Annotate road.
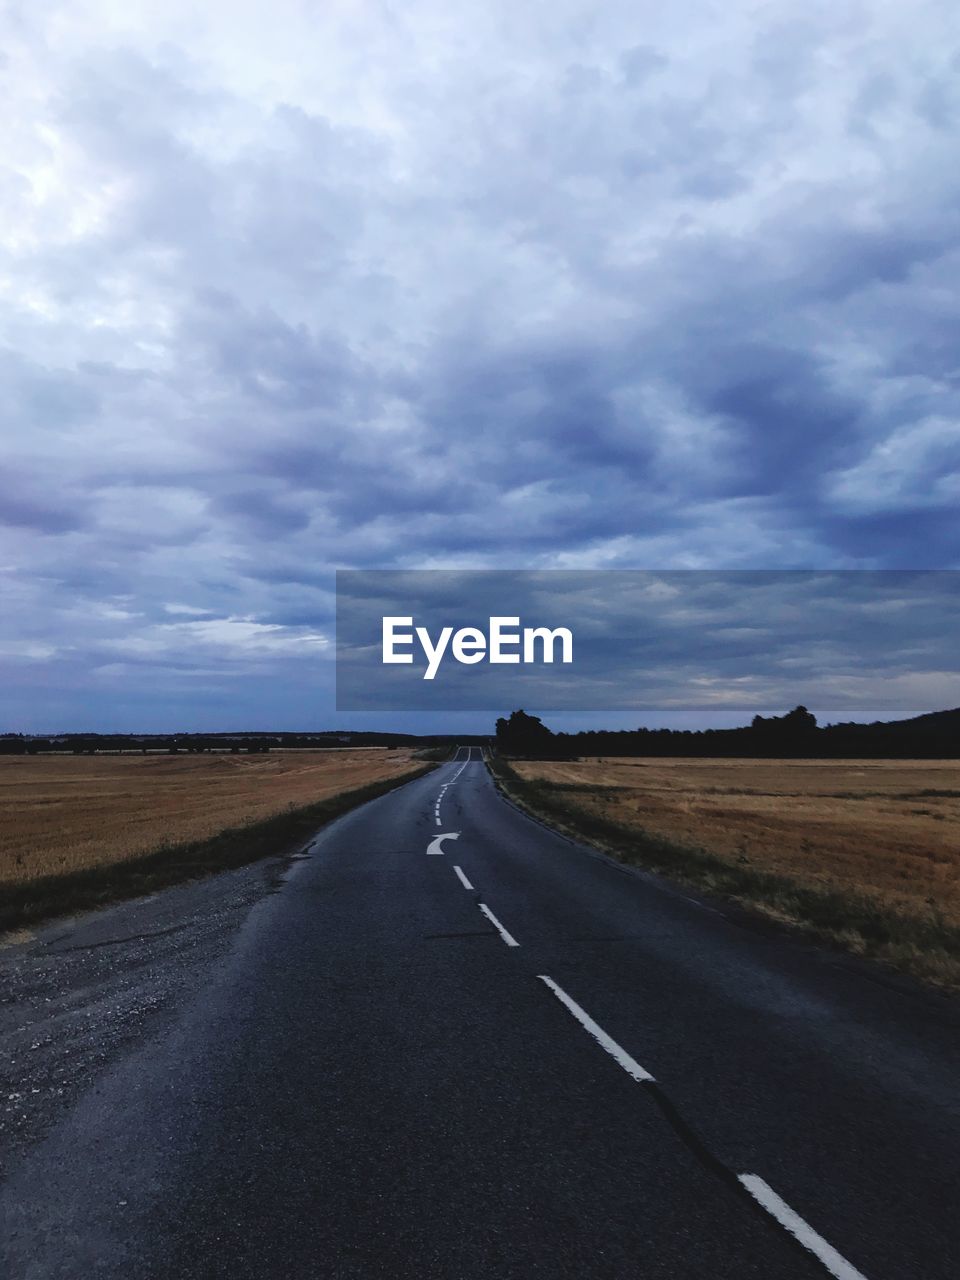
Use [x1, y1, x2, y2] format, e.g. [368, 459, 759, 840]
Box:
[2, 747, 959, 1278]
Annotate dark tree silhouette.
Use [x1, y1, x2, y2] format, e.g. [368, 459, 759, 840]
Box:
[751, 705, 817, 734]
[495, 710, 559, 757]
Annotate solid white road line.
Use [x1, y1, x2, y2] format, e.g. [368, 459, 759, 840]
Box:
[478, 903, 519, 947]
[453, 865, 474, 891]
[537, 976, 655, 1083]
[738, 1177, 869, 1280]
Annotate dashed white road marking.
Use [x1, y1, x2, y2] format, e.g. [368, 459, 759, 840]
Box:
[537, 976, 655, 1083]
[429, 752, 868, 1280]
[478, 903, 519, 947]
[738, 1177, 869, 1280]
[535, 978, 865, 1277]
[432, 761, 468, 824]
[427, 749, 869, 1280]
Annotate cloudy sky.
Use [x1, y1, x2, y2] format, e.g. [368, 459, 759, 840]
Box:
[2, 1, 959, 731]
[336, 571, 960, 724]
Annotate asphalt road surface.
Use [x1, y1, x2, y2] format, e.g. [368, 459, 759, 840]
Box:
[2, 747, 959, 1279]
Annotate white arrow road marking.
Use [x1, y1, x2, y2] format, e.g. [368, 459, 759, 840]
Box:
[426, 832, 460, 856]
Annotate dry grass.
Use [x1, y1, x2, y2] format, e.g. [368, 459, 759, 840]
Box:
[0, 749, 424, 891]
[513, 758, 960, 926]
[505, 757, 960, 988]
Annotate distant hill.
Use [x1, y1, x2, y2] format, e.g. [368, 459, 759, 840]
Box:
[884, 707, 960, 731]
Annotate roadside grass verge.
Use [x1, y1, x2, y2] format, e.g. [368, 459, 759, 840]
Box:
[489, 756, 960, 991]
[0, 764, 435, 936]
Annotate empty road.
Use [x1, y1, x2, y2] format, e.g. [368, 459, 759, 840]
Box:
[2, 747, 959, 1278]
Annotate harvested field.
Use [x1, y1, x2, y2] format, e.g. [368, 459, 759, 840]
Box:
[512, 758, 960, 924]
[505, 757, 960, 987]
[0, 749, 425, 892]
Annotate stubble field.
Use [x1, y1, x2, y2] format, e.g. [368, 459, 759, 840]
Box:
[0, 748, 425, 891]
[512, 757, 960, 924]
[507, 756, 960, 985]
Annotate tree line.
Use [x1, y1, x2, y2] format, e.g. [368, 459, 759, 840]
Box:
[495, 706, 960, 759]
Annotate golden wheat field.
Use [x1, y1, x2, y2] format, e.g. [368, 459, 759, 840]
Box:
[513, 757, 960, 925]
[0, 749, 423, 889]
